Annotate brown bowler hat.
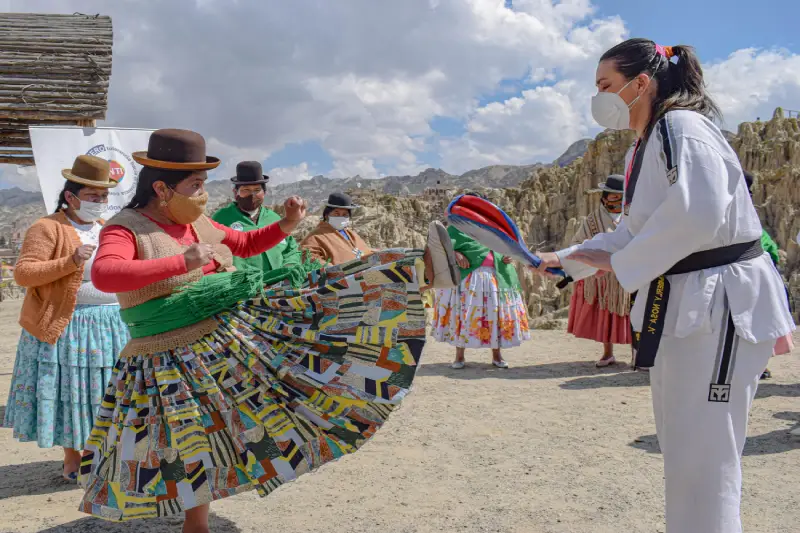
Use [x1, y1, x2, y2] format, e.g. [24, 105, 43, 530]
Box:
[61, 155, 117, 188]
[132, 128, 220, 170]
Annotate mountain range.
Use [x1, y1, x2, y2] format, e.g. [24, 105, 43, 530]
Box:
[0, 138, 594, 238]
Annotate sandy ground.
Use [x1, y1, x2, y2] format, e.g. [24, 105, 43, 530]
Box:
[0, 299, 798, 533]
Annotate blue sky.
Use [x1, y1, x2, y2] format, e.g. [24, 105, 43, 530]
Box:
[1, 0, 798, 189]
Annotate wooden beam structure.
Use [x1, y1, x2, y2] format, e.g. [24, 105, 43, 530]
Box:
[0, 13, 112, 165]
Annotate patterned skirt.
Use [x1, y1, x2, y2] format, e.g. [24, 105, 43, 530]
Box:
[79, 250, 426, 521]
[3, 304, 129, 449]
[431, 266, 530, 349]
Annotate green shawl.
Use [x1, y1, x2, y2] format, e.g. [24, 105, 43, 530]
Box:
[446, 225, 520, 290]
[120, 254, 324, 338]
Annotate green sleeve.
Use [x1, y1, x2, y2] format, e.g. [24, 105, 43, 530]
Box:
[211, 204, 235, 226]
[761, 230, 780, 265]
[282, 236, 302, 266]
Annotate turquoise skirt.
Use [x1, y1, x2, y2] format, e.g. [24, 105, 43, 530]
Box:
[3, 304, 129, 449]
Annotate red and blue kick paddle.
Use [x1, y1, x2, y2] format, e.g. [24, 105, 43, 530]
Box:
[445, 194, 571, 288]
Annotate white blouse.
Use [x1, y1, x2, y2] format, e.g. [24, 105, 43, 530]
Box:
[68, 219, 118, 306]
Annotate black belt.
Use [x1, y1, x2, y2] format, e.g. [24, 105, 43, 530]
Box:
[633, 240, 764, 368]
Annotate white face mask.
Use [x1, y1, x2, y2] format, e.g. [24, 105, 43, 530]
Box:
[328, 216, 350, 230]
[73, 199, 107, 223]
[591, 77, 645, 131]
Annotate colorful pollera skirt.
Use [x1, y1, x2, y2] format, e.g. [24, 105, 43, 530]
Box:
[431, 266, 530, 349]
[79, 250, 426, 521]
[3, 304, 129, 449]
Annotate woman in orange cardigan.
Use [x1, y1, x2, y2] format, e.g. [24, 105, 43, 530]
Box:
[3, 155, 129, 481]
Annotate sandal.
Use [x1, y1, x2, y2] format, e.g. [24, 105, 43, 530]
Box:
[62, 463, 78, 482]
[596, 356, 616, 368]
[426, 221, 460, 289]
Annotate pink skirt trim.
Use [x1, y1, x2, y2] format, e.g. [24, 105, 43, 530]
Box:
[567, 280, 631, 345]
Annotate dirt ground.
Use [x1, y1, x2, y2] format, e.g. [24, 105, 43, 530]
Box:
[0, 299, 797, 533]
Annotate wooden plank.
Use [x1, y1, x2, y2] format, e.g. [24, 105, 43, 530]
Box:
[0, 110, 106, 120]
[0, 102, 106, 111]
[0, 156, 34, 165]
[0, 77, 109, 87]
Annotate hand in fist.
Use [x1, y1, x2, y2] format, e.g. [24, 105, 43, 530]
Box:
[283, 196, 307, 222]
[183, 243, 215, 271]
[72, 244, 96, 267]
[279, 196, 307, 233]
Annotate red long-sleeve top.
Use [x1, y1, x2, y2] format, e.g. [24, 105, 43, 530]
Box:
[92, 215, 287, 293]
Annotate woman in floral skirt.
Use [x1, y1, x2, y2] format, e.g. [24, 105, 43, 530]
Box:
[432, 221, 530, 369]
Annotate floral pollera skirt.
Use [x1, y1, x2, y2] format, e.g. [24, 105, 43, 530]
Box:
[79, 250, 426, 521]
[4, 304, 128, 449]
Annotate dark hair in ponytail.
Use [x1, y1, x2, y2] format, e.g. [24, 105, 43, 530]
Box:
[54, 180, 86, 214]
[600, 38, 722, 129]
[126, 167, 196, 209]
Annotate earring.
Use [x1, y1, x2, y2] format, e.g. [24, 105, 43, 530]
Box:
[160, 200, 167, 207]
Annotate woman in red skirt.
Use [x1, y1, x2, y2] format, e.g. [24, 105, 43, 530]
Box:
[566, 175, 632, 366]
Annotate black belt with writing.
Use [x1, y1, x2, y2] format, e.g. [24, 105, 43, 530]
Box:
[634, 240, 764, 368]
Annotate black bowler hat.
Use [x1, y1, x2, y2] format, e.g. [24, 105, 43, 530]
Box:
[231, 161, 269, 185]
[598, 174, 624, 193]
[324, 192, 359, 210]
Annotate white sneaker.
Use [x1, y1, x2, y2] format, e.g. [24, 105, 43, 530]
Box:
[450, 361, 466, 369]
[426, 221, 460, 289]
[492, 360, 509, 369]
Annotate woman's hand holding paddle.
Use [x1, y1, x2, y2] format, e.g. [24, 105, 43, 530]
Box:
[567, 249, 613, 271]
[528, 251, 561, 279]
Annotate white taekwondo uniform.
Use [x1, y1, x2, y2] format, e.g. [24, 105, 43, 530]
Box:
[556, 109, 794, 533]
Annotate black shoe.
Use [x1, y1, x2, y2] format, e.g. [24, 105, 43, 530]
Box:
[760, 369, 772, 380]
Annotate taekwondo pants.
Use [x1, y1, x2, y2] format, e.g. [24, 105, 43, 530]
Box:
[650, 317, 771, 533]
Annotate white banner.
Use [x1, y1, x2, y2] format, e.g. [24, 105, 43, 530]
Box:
[29, 126, 154, 219]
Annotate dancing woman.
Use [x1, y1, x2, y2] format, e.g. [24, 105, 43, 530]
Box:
[78, 129, 458, 532]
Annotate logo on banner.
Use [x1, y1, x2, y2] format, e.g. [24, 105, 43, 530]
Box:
[86, 144, 139, 199]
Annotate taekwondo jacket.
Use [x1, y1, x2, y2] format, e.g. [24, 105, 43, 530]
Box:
[557, 110, 794, 344]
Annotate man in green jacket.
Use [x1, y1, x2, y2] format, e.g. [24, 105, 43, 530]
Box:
[212, 161, 301, 273]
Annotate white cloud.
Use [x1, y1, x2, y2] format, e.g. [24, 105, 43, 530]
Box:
[441, 82, 590, 172]
[3, 0, 626, 184]
[706, 48, 800, 128]
[267, 163, 313, 185]
[0, 165, 41, 191]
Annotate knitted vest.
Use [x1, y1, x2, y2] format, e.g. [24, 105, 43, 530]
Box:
[106, 209, 235, 356]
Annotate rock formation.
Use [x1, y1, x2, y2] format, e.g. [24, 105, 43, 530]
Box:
[329, 111, 799, 323]
[1, 109, 798, 325]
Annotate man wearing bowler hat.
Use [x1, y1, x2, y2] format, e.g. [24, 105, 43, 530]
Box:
[212, 161, 301, 273]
